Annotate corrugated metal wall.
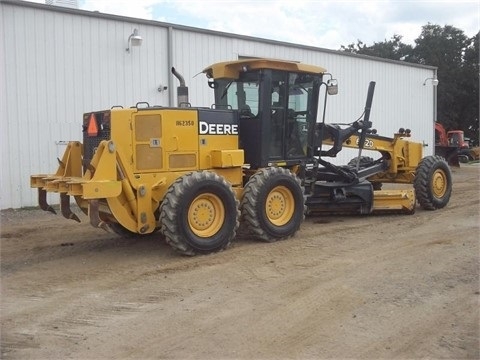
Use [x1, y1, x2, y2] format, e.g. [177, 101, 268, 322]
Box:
[0, 0, 437, 209]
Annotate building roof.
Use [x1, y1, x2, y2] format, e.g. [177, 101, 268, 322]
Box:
[1, 0, 436, 71]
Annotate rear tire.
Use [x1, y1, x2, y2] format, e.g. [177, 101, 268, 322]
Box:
[241, 167, 305, 242]
[108, 223, 138, 237]
[414, 155, 452, 210]
[159, 171, 239, 255]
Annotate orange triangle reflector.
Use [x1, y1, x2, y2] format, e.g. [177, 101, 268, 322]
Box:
[87, 113, 98, 137]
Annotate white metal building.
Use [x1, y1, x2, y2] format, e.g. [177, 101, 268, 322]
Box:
[0, 0, 438, 209]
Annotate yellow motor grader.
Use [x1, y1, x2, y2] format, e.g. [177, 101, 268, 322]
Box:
[31, 58, 452, 255]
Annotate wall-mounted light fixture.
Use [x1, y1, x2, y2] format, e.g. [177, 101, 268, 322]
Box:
[126, 28, 143, 53]
[423, 77, 439, 86]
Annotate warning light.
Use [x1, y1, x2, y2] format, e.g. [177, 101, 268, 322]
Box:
[87, 113, 98, 137]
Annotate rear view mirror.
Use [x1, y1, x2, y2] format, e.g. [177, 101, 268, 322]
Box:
[327, 79, 338, 95]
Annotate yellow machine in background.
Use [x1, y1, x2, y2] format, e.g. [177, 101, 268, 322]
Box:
[31, 58, 452, 255]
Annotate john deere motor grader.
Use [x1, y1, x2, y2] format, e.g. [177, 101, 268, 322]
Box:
[31, 58, 452, 255]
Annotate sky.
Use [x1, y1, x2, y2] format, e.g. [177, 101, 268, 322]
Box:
[26, 0, 479, 49]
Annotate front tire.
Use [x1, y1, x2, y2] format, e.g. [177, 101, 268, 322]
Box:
[159, 171, 239, 255]
[241, 167, 305, 242]
[414, 155, 452, 210]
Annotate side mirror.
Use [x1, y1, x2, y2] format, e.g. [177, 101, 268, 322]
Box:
[327, 79, 338, 95]
[208, 79, 218, 89]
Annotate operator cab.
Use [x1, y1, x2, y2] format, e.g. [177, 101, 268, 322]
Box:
[204, 59, 325, 169]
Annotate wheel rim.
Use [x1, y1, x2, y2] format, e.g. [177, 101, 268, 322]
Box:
[431, 168, 448, 198]
[265, 185, 295, 226]
[188, 193, 225, 238]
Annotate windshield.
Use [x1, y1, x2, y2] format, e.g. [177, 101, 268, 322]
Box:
[214, 73, 260, 117]
[449, 133, 462, 146]
[214, 73, 318, 116]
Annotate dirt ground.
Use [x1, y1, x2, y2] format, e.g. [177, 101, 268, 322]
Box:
[1, 165, 479, 359]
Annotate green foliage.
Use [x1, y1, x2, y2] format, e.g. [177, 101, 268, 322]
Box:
[461, 32, 479, 145]
[340, 24, 479, 146]
[340, 34, 413, 61]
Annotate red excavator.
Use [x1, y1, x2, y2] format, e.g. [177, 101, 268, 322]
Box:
[435, 123, 479, 164]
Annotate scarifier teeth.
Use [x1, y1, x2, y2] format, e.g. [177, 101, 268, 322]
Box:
[88, 200, 109, 231]
[38, 188, 56, 214]
[60, 194, 81, 223]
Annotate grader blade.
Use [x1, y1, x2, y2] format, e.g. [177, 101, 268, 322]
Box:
[60, 193, 81, 223]
[372, 189, 416, 214]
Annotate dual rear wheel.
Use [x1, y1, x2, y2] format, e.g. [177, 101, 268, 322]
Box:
[159, 168, 305, 255]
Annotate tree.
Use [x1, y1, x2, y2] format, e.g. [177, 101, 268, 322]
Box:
[460, 32, 479, 145]
[413, 25, 479, 146]
[340, 25, 479, 146]
[340, 34, 413, 61]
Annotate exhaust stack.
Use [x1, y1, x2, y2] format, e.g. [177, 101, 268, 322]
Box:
[171, 67, 189, 107]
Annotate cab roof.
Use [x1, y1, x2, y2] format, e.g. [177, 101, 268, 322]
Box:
[203, 58, 327, 79]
